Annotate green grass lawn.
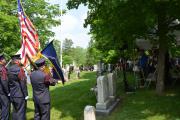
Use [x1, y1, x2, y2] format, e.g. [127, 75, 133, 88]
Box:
[26, 71, 180, 120]
[97, 71, 180, 120]
[97, 88, 180, 120]
[26, 71, 97, 120]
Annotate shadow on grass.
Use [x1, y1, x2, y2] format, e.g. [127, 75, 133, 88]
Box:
[50, 71, 97, 120]
[97, 81, 180, 120]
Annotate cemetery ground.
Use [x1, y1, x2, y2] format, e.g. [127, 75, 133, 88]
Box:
[26, 71, 180, 120]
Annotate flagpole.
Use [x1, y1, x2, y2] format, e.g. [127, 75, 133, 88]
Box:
[5, 60, 12, 67]
[60, 0, 63, 67]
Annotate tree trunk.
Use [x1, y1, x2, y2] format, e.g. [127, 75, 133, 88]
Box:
[156, 40, 166, 95]
[156, 2, 168, 95]
[165, 52, 170, 85]
[122, 59, 129, 91]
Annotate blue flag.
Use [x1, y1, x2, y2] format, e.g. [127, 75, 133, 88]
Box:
[41, 41, 65, 84]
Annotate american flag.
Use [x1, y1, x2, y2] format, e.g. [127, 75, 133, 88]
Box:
[17, 0, 40, 65]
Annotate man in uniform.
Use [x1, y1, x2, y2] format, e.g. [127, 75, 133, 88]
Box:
[8, 54, 28, 120]
[30, 58, 56, 120]
[0, 54, 10, 120]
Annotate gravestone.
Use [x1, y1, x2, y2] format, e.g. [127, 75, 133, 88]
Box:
[97, 61, 103, 76]
[96, 73, 120, 115]
[107, 73, 117, 101]
[113, 70, 118, 80]
[96, 76, 111, 112]
[107, 73, 120, 113]
[62, 67, 69, 82]
[84, 105, 96, 120]
[94, 65, 98, 71]
[102, 63, 105, 73]
[107, 64, 112, 73]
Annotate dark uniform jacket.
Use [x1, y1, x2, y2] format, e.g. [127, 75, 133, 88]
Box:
[0, 65, 9, 95]
[8, 64, 28, 98]
[30, 70, 51, 104]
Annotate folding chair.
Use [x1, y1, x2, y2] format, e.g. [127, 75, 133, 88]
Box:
[145, 69, 157, 88]
[133, 66, 145, 88]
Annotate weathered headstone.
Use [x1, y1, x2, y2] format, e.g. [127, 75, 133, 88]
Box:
[97, 61, 103, 76]
[107, 73, 117, 102]
[107, 64, 112, 73]
[93, 65, 98, 71]
[96, 76, 111, 111]
[113, 70, 117, 80]
[62, 67, 69, 82]
[102, 63, 105, 73]
[96, 74, 120, 115]
[84, 105, 96, 120]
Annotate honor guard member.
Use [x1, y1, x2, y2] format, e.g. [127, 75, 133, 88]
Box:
[0, 54, 10, 120]
[30, 58, 56, 120]
[8, 54, 28, 120]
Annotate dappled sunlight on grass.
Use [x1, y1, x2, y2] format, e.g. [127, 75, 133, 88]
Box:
[49, 71, 97, 120]
[26, 71, 97, 120]
[132, 100, 145, 105]
[166, 93, 176, 97]
[26, 71, 180, 120]
[141, 109, 153, 115]
[97, 72, 180, 120]
[146, 114, 167, 120]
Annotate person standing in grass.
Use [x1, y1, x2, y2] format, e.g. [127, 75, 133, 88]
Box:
[0, 54, 10, 120]
[8, 54, 28, 120]
[75, 67, 80, 79]
[138, 50, 149, 87]
[30, 58, 56, 120]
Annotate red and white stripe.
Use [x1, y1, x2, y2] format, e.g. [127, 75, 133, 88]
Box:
[18, 10, 40, 66]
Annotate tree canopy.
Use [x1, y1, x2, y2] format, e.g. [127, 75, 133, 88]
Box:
[67, 0, 180, 95]
[62, 38, 87, 66]
[0, 0, 62, 56]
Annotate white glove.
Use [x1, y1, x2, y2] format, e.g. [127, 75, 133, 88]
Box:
[25, 96, 29, 100]
[8, 93, 10, 96]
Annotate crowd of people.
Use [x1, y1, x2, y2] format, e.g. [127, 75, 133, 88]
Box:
[0, 53, 56, 120]
[114, 50, 159, 87]
[61, 65, 95, 81]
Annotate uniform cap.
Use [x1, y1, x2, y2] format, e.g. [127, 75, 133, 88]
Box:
[11, 54, 21, 60]
[35, 58, 46, 67]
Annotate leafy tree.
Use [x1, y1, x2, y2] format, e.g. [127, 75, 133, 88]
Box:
[72, 46, 86, 66]
[62, 39, 86, 66]
[86, 39, 102, 65]
[63, 55, 73, 65]
[0, 0, 62, 57]
[62, 38, 74, 65]
[0, 0, 20, 56]
[67, 0, 180, 95]
[62, 38, 73, 55]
